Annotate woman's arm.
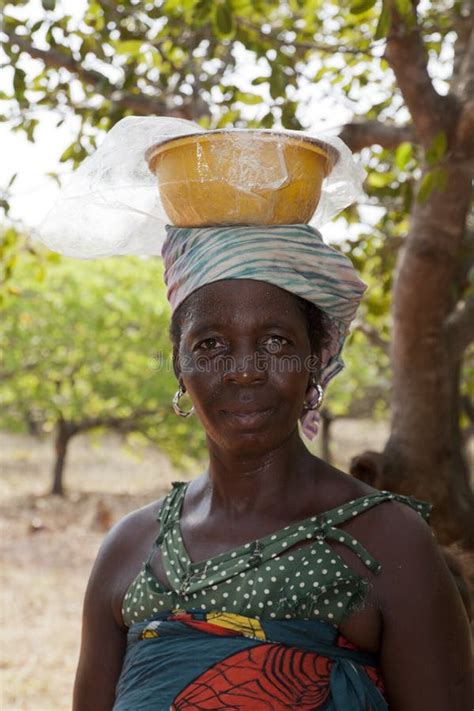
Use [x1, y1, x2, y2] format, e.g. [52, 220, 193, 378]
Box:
[72, 516, 136, 711]
[378, 504, 473, 710]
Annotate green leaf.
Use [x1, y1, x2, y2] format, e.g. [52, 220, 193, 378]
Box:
[395, 142, 413, 170]
[46, 171, 61, 187]
[426, 131, 447, 166]
[30, 20, 44, 33]
[24, 118, 38, 142]
[13, 68, 26, 101]
[269, 66, 286, 100]
[192, 0, 212, 26]
[41, 0, 56, 10]
[113, 40, 144, 56]
[7, 173, 18, 189]
[350, 0, 378, 14]
[367, 171, 395, 188]
[234, 91, 263, 105]
[417, 168, 447, 203]
[281, 101, 302, 130]
[216, 110, 240, 127]
[260, 112, 274, 128]
[213, 2, 235, 38]
[312, 66, 331, 82]
[59, 142, 76, 163]
[374, 1, 390, 40]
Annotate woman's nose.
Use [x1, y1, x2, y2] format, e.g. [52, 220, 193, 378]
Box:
[221, 351, 267, 385]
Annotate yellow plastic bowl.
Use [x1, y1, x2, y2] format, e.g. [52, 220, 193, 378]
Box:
[146, 129, 338, 227]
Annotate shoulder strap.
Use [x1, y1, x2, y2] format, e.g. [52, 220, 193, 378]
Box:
[319, 491, 432, 574]
[260, 491, 431, 576]
[145, 482, 187, 567]
[156, 481, 187, 532]
[323, 490, 432, 528]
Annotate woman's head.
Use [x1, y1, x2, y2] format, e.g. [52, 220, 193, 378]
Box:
[169, 278, 332, 455]
[162, 223, 367, 441]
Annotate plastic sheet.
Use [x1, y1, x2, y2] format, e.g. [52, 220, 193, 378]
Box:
[35, 116, 365, 258]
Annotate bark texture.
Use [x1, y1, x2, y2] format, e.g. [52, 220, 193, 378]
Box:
[349, 2, 474, 546]
[51, 417, 72, 496]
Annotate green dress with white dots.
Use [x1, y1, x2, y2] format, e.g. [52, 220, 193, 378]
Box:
[122, 482, 431, 627]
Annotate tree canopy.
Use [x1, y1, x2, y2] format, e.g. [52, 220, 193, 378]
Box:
[1, 0, 473, 541]
[0, 252, 206, 492]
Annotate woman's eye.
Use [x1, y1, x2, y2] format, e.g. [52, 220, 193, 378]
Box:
[195, 338, 222, 351]
[262, 335, 290, 351]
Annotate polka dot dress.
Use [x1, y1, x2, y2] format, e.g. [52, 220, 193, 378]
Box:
[122, 482, 431, 628]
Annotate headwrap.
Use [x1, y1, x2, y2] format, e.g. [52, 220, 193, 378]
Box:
[162, 224, 367, 440]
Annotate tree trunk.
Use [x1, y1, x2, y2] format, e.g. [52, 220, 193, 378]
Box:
[320, 409, 334, 464]
[51, 417, 71, 496]
[351, 159, 474, 546]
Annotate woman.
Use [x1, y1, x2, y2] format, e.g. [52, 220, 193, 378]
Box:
[72, 223, 473, 710]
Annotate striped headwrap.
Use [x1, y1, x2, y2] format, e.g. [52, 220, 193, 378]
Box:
[162, 224, 367, 439]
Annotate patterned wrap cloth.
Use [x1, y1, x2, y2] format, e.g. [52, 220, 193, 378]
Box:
[114, 483, 432, 710]
[162, 224, 367, 438]
[115, 612, 388, 711]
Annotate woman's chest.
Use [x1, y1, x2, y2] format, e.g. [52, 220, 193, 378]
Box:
[138, 530, 383, 653]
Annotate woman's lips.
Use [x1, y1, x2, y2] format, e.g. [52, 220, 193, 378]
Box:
[222, 408, 274, 428]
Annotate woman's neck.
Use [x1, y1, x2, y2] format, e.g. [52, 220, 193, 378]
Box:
[201, 429, 318, 517]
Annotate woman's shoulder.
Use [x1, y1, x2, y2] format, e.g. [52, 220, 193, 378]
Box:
[308, 459, 382, 511]
[87, 497, 166, 626]
[310, 460, 434, 576]
[311, 460, 431, 522]
[104, 496, 166, 560]
[332, 475, 438, 612]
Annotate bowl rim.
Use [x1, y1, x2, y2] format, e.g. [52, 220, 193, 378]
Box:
[145, 128, 340, 175]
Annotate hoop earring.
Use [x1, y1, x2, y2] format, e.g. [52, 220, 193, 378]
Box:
[172, 385, 195, 417]
[303, 382, 324, 411]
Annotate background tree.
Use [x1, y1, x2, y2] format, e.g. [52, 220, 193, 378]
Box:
[1, 0, 473, 542]
[0, 253, 206, 494]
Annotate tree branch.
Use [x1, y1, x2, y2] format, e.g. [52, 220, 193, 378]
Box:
[236, 18, 375, 58]
[73, 408, 161, 433]
[384, 1, 460, 146]
[461, 395, 474, 425]
[444, 293, 474, 359]
[353, 319, 390, 355]
[0, 360, 40, 382]
[451, 5, 474, 101]
[455, 98, 474, 156]
[339, 120, 416, 152]
[4, 29, 188, 118]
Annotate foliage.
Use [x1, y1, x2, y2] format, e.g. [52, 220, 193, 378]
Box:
[0, 0, 416, 410]
[0, 1, 457, 149]
[1, 0, 472, 508]
[0, 253, 206, 471]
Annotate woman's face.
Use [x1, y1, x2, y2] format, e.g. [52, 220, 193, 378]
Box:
[175, 279, 316, 455]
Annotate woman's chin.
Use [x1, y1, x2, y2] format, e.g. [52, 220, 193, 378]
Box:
[206, 413, 298, 454]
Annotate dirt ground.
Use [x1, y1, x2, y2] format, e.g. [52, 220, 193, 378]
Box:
[0, 423, 472, 710]
[0, 430, 181, 711]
